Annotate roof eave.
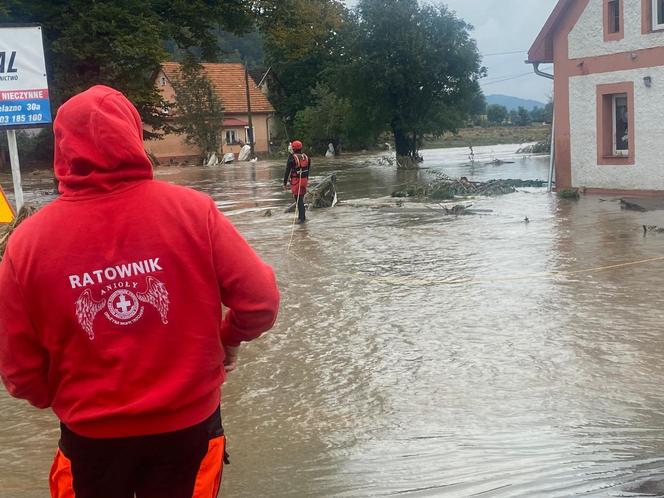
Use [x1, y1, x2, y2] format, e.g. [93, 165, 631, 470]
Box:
[527, 0, 572, 65]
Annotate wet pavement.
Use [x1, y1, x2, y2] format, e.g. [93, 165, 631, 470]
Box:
[2, 144, 664, 497]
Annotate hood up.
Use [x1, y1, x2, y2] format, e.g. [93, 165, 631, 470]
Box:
[54, 85, 153, 197]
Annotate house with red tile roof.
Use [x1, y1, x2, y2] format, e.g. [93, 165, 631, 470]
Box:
[145, 62, 275, 163]
[528, 0, 664, 193]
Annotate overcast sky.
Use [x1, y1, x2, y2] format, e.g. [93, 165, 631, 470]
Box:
[345, 0, 559, 103]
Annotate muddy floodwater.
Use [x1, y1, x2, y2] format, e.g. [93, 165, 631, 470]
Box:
[3, 144, 664, 497]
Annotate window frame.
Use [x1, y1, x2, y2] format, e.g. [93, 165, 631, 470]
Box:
[611, 94, 629, 156]
[225, 129, 238, 145]
[604, 0, 624, 41]
[608, 0, 621, 33]
[653, 0, 664, 30]
[244, 126, 256, 145]
[596, 82, 635, 166]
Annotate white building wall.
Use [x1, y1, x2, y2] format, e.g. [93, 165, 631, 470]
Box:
[569, 66, 664, 190]
[569, 0, 664, 58]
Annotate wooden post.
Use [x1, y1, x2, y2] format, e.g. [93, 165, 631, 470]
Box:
[244, 63, 255, 159]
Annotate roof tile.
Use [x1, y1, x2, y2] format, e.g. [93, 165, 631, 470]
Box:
[162, 62, 275, 114]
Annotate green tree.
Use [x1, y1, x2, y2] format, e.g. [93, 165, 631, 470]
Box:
[529, 106, 545, 123]
[255, 0, 348, 127]
[529, 103, 553, 124]
[487, 104, 508, 125]
[294, 85, 350, 154]
[215, 29, 265, 67]
[4, 0, 253, 136]
[515, 106, 532, 126]
[469, 92, 487, 122]
[171, 58, 224, 160]
[544, 99, 554, 123]
[294, 83, 378, 153]
[339, 0, 485, 164]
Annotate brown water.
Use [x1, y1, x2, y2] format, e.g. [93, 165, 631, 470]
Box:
[2, 145, 664, 497]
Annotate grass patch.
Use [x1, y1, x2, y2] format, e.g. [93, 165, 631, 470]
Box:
[424, 125, 551, 149]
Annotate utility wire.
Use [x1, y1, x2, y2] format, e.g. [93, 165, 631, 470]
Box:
[481, 64, 551, 84]
[480, 71, 535, 85]
[481, 75, 535, 87]
[482, 50, 527, 57]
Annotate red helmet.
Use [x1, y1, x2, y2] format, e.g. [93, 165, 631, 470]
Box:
[291, 140, 303, 152]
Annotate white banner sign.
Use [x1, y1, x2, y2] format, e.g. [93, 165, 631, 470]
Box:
[0, 25, 52, 127]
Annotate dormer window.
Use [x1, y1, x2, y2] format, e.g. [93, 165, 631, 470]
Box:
[653, 0, 664, 30]
[160, 76, 166, 87]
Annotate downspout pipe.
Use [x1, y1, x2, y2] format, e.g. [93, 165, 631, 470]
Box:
[528, 62, 555, 192]
[531, 62, 554, 80]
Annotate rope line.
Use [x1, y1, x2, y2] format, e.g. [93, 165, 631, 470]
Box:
[287, 164, 303, 252]
[347, 255, 664, 287]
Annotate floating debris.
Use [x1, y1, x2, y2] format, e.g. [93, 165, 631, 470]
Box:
[424, 202, 494, 216]
[620, 199, 647, 212]
[643, 225, 664, 234]
[557, 188, 581, 200]
[392, 174, 546, 200]
[285, 174, 338, 213]
[517, 137, 551, 154]
[396, 154, 424, 170]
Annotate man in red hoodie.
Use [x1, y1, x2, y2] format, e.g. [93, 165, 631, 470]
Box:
[0, 85, 280, 498]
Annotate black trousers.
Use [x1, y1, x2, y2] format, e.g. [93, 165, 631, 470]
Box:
[296, 194, 306, 222]
[49, 409, 226, 498]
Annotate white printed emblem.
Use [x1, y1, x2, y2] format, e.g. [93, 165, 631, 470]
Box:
[75, 276, 170, 340]
[107, 290, 140, 321]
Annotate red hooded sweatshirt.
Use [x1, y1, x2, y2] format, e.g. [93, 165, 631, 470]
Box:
[0, 85, 280, 438]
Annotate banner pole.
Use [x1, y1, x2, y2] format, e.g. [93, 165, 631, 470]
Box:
[7, 130, 24, 212]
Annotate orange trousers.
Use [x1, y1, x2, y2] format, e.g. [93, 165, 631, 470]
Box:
[49, 410, 226, 498]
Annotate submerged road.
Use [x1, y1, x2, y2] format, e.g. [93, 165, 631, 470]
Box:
[2, 145, 664, 497]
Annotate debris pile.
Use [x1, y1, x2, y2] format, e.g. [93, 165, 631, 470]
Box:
[643, 225, 664, 234]
[308, 174, 338, 208]
[517, 136, 551, 154]
[427, 204, 475, 216]
[620, 199, 647, 212]
[285, 174, 338, 213]
[557, 188, 580, 200]
[392, 174, 546, 200]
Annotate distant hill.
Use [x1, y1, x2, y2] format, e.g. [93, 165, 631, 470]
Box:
[486, 94, 546, 111]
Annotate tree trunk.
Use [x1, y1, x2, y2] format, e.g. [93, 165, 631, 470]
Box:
[393, 126, 421, 169]
[412, 130, 417, 158]
[393, 127, 411, 157]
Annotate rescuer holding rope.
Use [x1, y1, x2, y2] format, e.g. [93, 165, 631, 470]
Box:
[283, 140, 310, 224]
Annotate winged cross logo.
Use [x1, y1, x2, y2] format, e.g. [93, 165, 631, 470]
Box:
[75, 276, 170, 340]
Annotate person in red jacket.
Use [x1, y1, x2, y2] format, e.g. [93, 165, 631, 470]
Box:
[283, 140, 310, 223]
[0, 85, 280, 498]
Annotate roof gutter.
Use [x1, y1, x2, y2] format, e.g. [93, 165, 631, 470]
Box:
[527, 62, 555, 192]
